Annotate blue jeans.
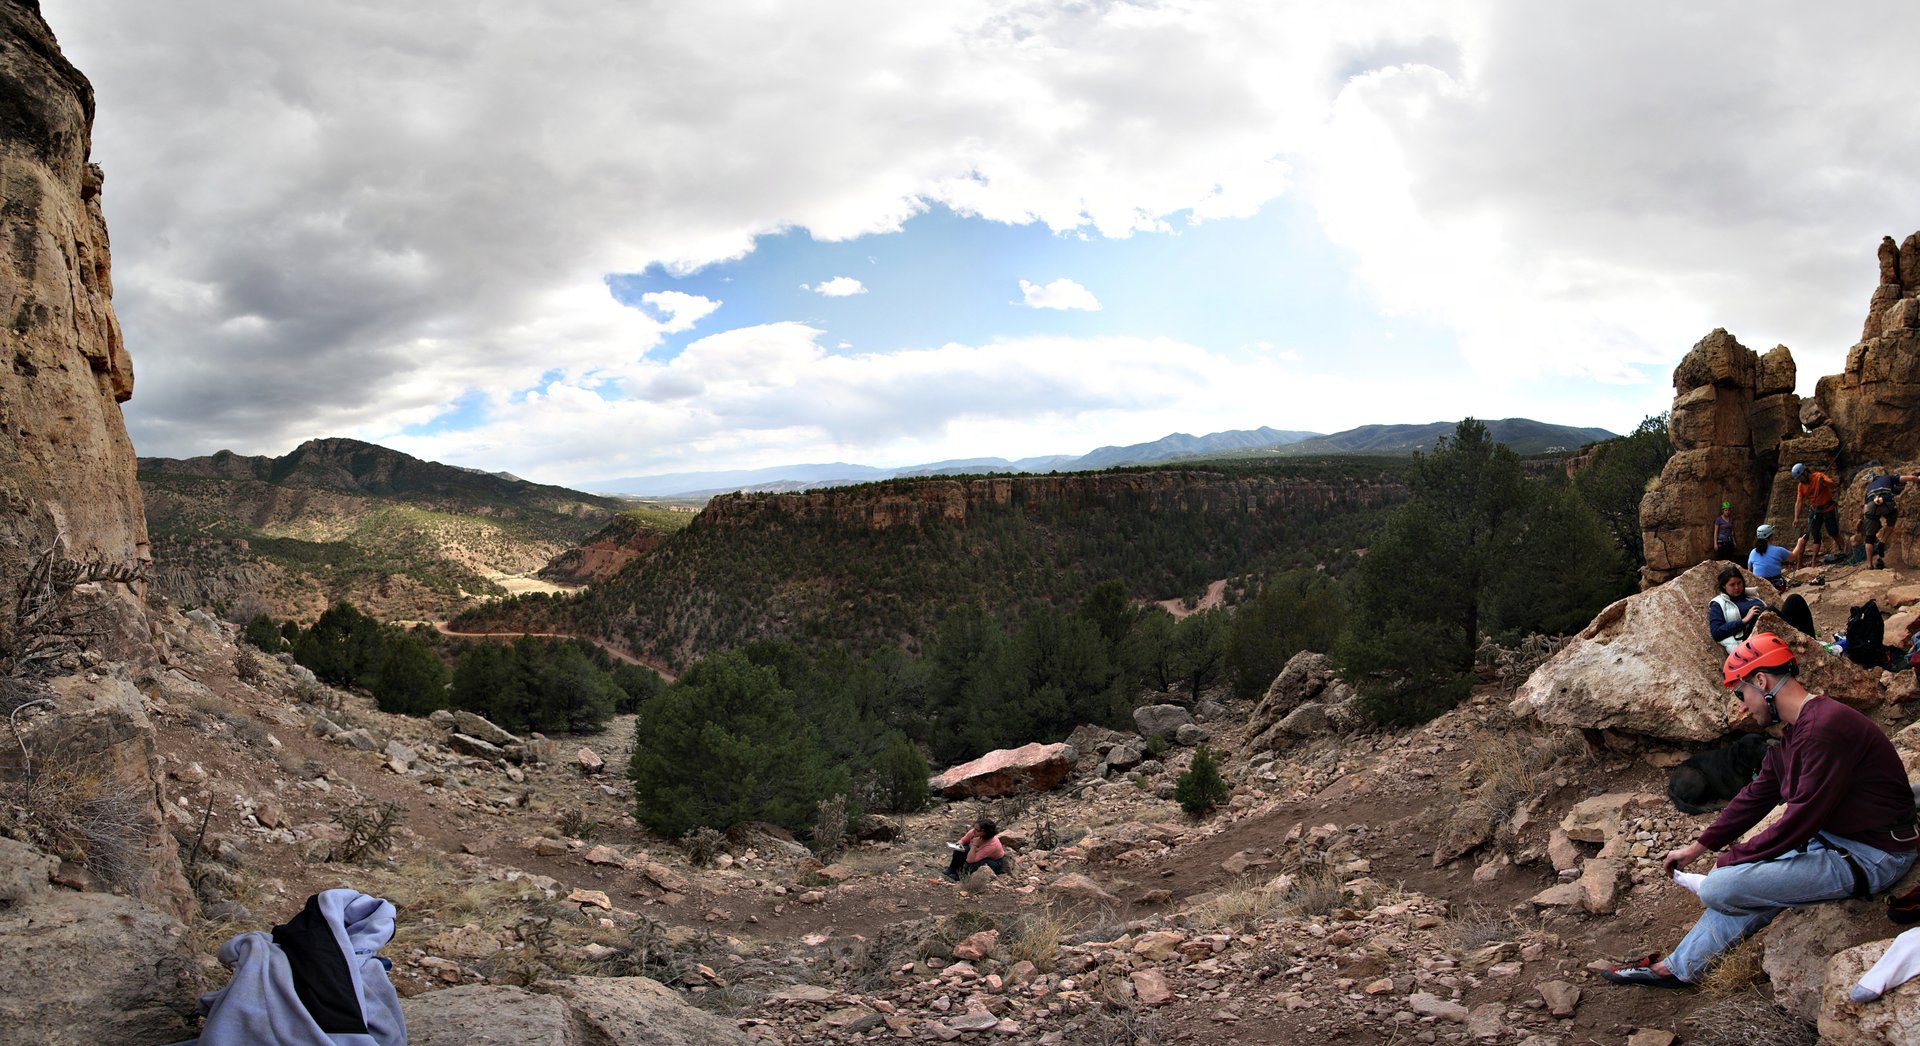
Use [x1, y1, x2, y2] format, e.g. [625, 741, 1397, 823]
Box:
[1665, 834, 1916, 981]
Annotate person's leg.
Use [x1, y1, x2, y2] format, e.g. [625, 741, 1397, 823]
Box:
[1662, 843, 1863, 981]
[946, 849, 966, 878]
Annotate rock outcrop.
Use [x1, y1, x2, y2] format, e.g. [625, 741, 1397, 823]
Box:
[1245, 651, 1362, 752]
[1819, 933, 1920, 1045]
[1643, 232, 1920, 584]
[1513, 561, 1882, 742]
[1638, 330, 1799, 585]
[0, 0, 149, 655]
[1819, 233, 1920, 462]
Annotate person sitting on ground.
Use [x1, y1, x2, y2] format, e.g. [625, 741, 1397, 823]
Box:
[1707, 566, 1815, 650]
[1792, 462, 1841, 567]
[1708, 566, 1769, 653]
[1598, 633, 1919, 989]
[943, 819, 1011, 881]
[1747, 524, 1796, 587]
[1708, 501, 1738, 564]
[1854, 471, 1919, 570]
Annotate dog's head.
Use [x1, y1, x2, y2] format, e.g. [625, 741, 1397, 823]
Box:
[1729, 732, 1770, 775]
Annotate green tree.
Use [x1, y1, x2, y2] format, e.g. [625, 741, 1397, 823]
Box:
[243, 613, 285, 652]
[611, 663, 665, 713]
[1573, 413, 1673, 573]
[1224, 568, 1346, 698]
[1168, 608, 1229, 704]
[629, 651, 841, 837]
[1174, 745, 1229, 817]
[538, 644, 620, 732]
[1122, 607, 1178, 693]
[1491, 480, 1630, 639]
[292, 602, 390, 689]
[1337, 419, 1527, 724]
[450, 642, 523, 725]
[868, 732, 930, 814]
[372, 632, 450, 715]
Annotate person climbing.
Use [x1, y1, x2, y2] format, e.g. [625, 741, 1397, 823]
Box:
[1854, 470, 1919, 570]
[1598, 633, 1919, 989]
[942, 819, 1011, 880]
[1708, 501, 1738, 564]
[1792, 463, 1840, 567]
[1747, 524, 1795, 589]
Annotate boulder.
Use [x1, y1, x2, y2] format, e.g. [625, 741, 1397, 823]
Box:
[1513, 561, 1882, 742]
[1762, 900, 1897, 1022]
[576, 746, 604, 774]
[1174, 722, 1210, 747]
[0, 840, 198, 1045]
[1132, 704, 1193, 740]
[1048, 873, 1121, 908]
[1246, 651, 1361, 750]
[404, 977, 755, 1045]
[450, 711, 518, 746]
[1819, 932, 1920, 1045]
[1820, 232, 1920, 465]
[448, 732, 507, 760]
[929, 742, 1076, 799]
[1101, 741, 1146, 774]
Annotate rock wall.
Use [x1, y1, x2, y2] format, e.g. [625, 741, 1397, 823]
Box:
[694, 470, 1404, 533]
[1638, 330, 1798, 584]
[0, 0, 149, 652]
[1641, 231, 1920, 585]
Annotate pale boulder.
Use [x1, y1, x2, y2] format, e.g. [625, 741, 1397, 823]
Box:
[1514, 561, 1881, 742]
[1820, 936, 1920, 1045]
[929, 741, 1076, 799]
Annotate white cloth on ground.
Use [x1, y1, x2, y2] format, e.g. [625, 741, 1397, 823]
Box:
[167, 888, 404, 1046]
[1850, 925, 1920, 1003]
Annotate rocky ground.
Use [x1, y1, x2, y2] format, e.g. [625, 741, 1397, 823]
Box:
[20, 561, 1920, 1045]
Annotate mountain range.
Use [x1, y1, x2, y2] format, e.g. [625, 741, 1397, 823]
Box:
[586, 418, 1615, 497]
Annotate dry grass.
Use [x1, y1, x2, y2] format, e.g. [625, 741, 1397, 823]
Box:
[1061, 1006, 1162, 1044]
[1002, 910, 1068, 967]
[1695, 935, 1768, 997]
[1686, 990, 1817, 1046]
[1445, 903, 1522, 955]
[1434, 728, 1586, 864]
[1187, 879, 1282, 932]
[0, 714, 154, 892]
[1273, 858, 1351, 918]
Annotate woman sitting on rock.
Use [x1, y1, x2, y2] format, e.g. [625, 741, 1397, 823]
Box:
[1747, 524, 1797, 587]
[1708, 565, 1816, 650]
[943, 819, 1011, 881]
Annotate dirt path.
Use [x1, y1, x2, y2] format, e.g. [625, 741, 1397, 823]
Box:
[431, 621, 678, 681]
[1155, 577, 1229, 619]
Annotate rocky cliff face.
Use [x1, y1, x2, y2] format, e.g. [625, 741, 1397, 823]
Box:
[0, 0, 149, 651]
[1640, 232, 1920, 585]
[694, 470, 1401, 533]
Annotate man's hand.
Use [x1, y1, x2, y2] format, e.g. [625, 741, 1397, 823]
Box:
[1661, 841, 1708, 877]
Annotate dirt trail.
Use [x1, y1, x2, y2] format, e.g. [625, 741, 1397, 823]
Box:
[430, 621, 678, 681]
[1155, 577, 1229, 619]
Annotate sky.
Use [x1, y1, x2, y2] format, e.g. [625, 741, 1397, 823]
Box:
[44, 1, 1920, 488]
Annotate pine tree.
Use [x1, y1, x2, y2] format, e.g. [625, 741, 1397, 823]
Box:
[1174, 745, 1229, 817]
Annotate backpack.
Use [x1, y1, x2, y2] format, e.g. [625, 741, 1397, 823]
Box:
[1846, 599, 1888, 669]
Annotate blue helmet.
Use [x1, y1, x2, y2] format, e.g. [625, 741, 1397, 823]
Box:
[1791, 463, 1807, 480]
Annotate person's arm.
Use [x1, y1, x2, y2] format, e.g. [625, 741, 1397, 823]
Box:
[1708, 601, 1733, 641]
[1716, 736, 1853, 866]
[1794, 487, 1804, 523]
[1696, 747, 1784, 858]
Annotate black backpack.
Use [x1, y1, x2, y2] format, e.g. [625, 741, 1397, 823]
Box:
[1846, 599, 1888, 669]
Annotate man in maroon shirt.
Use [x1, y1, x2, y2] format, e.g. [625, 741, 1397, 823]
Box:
[1600, 633, 1919, 988]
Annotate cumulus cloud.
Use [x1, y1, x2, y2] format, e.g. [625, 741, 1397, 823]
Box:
[805, 276, 867, 297]
[1018, 277, 1101, 311]
[44, 0, 1920, 472]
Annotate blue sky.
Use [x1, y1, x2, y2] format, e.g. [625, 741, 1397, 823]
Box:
[49, 0, 1920, 486]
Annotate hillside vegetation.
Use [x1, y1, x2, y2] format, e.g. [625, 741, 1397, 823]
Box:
[141, 438, 624, 621]
[459, 458, 1409, 668]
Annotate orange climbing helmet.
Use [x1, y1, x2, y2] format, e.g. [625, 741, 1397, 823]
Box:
[1723, 632, 1795, 687]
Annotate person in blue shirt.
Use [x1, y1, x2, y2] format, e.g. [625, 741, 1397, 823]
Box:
[1747, 524, 1795, 587]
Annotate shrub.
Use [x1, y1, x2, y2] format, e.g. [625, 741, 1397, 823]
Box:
[1174, 746, 1228, 817]
[328, 801, 403, 863]
[242, 613, 284, 653]
[232, 645, 263, 685]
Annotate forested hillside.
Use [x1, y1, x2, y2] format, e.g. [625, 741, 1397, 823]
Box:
[456, 459, 1408, 668]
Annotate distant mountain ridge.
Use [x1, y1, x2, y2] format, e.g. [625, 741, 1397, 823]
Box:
[586, 418, 1613, 497]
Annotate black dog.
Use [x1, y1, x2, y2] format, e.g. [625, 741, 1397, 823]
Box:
[1667, 733, 1771, 814]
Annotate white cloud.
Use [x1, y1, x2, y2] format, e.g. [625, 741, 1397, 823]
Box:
[41, 0, 1920, 470]
[637, 291, 721, 333]
[806, 276, 867, 297]
[1018, 277, 1102, 311]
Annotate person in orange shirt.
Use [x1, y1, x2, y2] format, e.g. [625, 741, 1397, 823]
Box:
[943, 819, 1011, 880]
[1791, 463, 1839, 566]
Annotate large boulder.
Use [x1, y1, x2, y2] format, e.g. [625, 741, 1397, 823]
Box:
[0, 838, 197, 1045]
[1819, 933, 1920, 1045]
[1762, 900, 1896, 1022]
[1132, 704, 1193, 741]
[1513, 561, 1883, 742]
[1818, 233, 1920, 466]
[1246, 651, 1360, 752]
[929, 742, 1077, 799]
[403, 976, 756, 1046]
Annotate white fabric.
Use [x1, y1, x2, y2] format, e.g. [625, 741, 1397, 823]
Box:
[1671, 869, 1706, 896]
[1850, 926, 1920, 1003]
